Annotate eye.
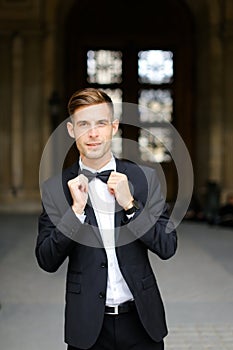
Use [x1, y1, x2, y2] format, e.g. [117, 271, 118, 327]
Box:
[78, 121, 88, 127]
[97, 120, 109, 127]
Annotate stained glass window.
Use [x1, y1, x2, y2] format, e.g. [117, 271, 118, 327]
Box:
[138, 50, 174, 163]
[138, 50, 173, 84]
[87, 50, 122, 84]
[139, 127, 172, 163]
[86, 48, 174, 163]
[139, 89, 173, 123]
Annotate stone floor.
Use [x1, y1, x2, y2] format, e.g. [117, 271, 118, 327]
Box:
[0, 213, 233, 350]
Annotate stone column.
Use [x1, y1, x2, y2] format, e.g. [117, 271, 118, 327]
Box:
[0, 31, 12, 201]
[222, 19, 233, 199]
[11, 34, 24, 195]
[21, 30, 45, 204]
[207, 24, 224, 186]
[0, 0, 55, 212]
[0, 29, 46, 212]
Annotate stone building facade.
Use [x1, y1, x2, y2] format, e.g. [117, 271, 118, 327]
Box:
[0, 0, 233, 212]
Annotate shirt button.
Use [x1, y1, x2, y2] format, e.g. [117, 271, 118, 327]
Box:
[99, 292, 105, 299]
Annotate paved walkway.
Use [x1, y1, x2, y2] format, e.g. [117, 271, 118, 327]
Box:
[0, 214, 233, 350]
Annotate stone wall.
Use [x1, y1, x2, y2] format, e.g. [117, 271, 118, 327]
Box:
[0, 0, 233, 212]
[0, 0, 51, 211]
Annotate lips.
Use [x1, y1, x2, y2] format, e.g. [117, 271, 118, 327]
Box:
[86, 142, 101, 147]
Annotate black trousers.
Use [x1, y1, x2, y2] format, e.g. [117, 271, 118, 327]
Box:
[67, 307, 164, 350]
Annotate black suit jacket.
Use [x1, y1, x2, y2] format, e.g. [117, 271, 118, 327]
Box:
[36, 157, 177, 349]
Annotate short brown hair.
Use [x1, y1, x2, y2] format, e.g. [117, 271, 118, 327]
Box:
[67, 87, 114, 117]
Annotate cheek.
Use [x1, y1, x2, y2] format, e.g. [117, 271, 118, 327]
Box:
[104, 129, 114, 140]
[74, 130, 87, 143]
[74, 135, 86, 150]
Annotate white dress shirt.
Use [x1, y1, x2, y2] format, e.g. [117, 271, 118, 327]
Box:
[78, 155, 134, 306]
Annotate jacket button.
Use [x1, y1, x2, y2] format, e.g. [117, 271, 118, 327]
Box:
[101, 262, 107, 268]
[99, 292, 105, 299]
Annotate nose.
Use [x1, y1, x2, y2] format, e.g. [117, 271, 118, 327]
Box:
[88, 125, 99, 137]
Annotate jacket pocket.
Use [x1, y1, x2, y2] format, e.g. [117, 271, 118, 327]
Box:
[67, 282, 81, 294]
[142, 274, 156, 290]
[66, 272, 82, 294]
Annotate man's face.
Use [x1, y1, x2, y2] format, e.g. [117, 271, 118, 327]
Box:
[67, 103, 119, 163]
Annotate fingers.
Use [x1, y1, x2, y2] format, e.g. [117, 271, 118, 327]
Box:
[107, 171, 127, 185]
[107, 171, 122, 194]
[107, 171, 133, 208]
[68, 174, 88, 193]
[68, 175, 89, 214]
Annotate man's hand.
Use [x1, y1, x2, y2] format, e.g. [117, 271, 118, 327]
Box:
[107, 172, 134, 210]
[67, 174, 89, 214]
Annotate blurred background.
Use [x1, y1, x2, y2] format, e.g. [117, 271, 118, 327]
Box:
[0, 0, 233, 218]
[1, 2, 233, 349]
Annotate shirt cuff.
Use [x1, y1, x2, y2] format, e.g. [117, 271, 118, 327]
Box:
[75, 212, 86, 223]
[126, 212, 135, 219]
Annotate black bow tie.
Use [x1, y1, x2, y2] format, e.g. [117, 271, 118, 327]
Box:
[80, 169, 114, 183]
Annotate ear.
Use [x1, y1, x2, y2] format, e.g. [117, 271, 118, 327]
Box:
[112, 119, 119, 136]
[67, 121, 75, 138]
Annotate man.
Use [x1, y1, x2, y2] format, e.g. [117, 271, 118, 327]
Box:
[35, 88, 177, 350]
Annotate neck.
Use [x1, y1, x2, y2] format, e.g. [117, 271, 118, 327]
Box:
[81, 153, 113, 170]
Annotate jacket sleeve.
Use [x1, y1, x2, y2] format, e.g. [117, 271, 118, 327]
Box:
[127, 169, 177, 260]
[35, 181, 82, 273]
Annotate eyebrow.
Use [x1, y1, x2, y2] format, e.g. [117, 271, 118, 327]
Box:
[75, 118, 110, 125]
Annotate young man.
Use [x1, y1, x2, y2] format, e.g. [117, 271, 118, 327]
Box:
[36, 88, 177, 350]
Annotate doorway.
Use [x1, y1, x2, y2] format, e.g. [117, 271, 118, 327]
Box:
[62, 0, 194, 202]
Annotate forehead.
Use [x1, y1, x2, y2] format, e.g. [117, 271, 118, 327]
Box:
[72, 103, 112, 121]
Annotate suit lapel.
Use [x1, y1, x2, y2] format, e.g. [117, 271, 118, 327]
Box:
[114, 158, 128, 243]
[63, 161, 104, 246]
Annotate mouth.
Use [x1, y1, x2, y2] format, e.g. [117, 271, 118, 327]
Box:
[86, 142, 102, 148]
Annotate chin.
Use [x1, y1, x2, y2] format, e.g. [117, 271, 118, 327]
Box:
[85, 150, 104, 159]
[85, 145, 111, 159]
